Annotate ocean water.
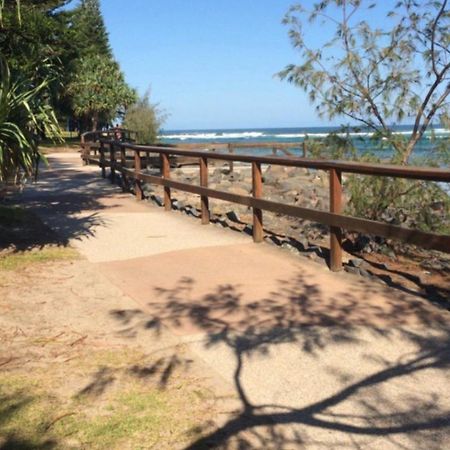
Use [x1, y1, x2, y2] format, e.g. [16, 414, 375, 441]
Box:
[159, 125, 450, 161]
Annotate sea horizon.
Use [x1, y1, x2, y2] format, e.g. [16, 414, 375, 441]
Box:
[160, 124, 450, 140]
[159, 125, 450, 161]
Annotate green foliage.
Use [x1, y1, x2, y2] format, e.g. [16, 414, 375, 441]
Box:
[281, 1, 450, 235]
[346, 173, 450, 234]
[123, 90, 166, 144]
[0, 0, 76, 119]
[68, 55, 137, 131]
[65, 0, 137, 131]
[0, 0, 138, 185]
[305, 134, 450, 233]
[0, 0, 136, 131]
[304, 129, 358, 160]
[70, 0, 111, 58]
[280, 0, 450, 164]
[0, 56, 62, 184]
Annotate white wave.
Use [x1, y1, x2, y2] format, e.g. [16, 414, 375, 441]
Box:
[160, 131, 265, 140]
[161, 127, 450, 141]
[273, 133, 307, 138]
[424, 128, 450, 135]
[301, 131, 373, 138]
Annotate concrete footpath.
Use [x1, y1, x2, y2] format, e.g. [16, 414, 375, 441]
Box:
[20, 152, 450, 449]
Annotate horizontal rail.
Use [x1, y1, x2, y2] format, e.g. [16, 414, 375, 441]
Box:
[101, 140, 450, 182]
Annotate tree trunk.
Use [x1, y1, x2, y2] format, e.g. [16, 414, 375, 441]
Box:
[91, 112, 99, 131]
[401, 138, 419, 165]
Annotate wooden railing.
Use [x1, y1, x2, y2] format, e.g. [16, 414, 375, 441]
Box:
[82, 138, 450, 272]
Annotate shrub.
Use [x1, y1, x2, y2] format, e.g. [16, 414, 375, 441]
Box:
[0, 56, 61, 185]
[123, 90, 166, 144]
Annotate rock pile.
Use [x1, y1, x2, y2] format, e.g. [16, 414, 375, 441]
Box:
[142, 164, 331, 245]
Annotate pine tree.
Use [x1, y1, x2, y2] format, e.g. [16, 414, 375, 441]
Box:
[71, 0, 112, 59]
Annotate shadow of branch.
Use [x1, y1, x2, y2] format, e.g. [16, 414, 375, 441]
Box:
[109, 270, 450, 448]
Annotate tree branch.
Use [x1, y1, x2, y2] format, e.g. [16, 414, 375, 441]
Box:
[405, 82, 450, 163]
[341, 0, 389, 134]
[411, 61, 450, 140]
[430, 0, 448, 77]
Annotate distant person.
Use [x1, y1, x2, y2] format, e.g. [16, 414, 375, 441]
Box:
[114, 125, 123, 141]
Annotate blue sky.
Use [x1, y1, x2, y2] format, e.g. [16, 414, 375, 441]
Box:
[99, 1, 394, 131]
[100, 0, 319, 130]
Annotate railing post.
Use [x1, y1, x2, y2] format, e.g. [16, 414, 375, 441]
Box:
[200, 156, 209, 224]
[110, 143, 116, 184]
[161, 153, 171, 211]
[228, 143, 234, 173]
[100, 142, 106, 178]
[80, 134, 87, 165]
[252, 161, 263, 243]
[134, 150, 144, 201]
[329, 168, 343, 271]
[120, 145, 129, 191]
[302, 141, 307, 158]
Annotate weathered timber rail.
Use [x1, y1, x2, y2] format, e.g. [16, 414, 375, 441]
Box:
[81, 137, 450, 272]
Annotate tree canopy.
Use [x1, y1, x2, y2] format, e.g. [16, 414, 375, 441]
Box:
[0, 0, 135, 132]
[280, 0, 450, 164]
[0, 0, 138, 185]
[68, 55, 136, 131]
[70, 0, 112, 59]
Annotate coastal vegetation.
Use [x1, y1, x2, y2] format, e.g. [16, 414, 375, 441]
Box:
[0, 0, 135, 132]
[123, 90, 166, 145]
[0, 0, 151, 186]
[0, 55, 61, 185]
[280, 0, 450, 165]
[67, 54, 136, 132]
[281, 0, 450, 232]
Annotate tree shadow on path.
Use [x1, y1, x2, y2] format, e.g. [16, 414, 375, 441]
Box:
[2, 162, 126, 251]
[111, 273, 450, 449]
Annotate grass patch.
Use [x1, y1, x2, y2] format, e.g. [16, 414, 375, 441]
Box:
[39, 135, 80, 152]
[0, 246, 78, 271]
[58, 390, 170, 449]
[0, 204, 78, 272]
[0, 375, 59, 449]
[0, 350, 214, 449]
